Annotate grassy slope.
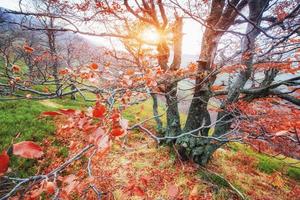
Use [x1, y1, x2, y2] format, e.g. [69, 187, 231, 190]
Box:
[0, 97, 299, 198]
[0, 100, 56, 177]
[0, 97, 92, 177]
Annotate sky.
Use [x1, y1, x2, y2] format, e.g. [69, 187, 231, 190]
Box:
[0, 0, 203, 55]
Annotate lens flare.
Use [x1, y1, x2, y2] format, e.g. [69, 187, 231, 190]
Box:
[139, 27, 160, 43]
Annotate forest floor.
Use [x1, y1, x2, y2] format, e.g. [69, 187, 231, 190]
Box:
[1, 99, 300, 200]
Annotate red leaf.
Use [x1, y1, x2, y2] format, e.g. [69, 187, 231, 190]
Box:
[0, 151, 9, 175]
[111, 128, 124, 137]
[133, 186, 145, 197]
[41, 111, 61, 116]
[110, 112, 120, 122]
[13, 141, 43, 159]
[58, 109, 76, 115]
[93, 103, 106, 118]
[167, 185, 179, 198]
[126, 69, 135, 75]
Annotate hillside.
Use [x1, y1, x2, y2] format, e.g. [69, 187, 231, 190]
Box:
[0, 98, 299, 199]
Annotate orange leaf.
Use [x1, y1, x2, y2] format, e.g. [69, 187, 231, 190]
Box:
[59, 69, 68, 75]
[90, 63, 99, 70]
[12, 65, 21, 73]
[15, 77, 21, 82]
[126, 69, 135, 75]
[41, 111, 62, 116]
[188, 63, 197, 72]
[189, 185, 199, 200]
[13, 141, 43, 159]
[0, 151, 9, 175]
[45, 181, 56, 195]
[211, 85, 224, 91]
[23, 45, 34, 53]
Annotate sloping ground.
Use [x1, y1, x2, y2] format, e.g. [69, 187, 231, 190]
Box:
[21, 115, 299, 200]
[1, 99, 299, 199]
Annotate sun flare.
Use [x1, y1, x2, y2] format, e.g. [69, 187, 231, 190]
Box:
[139, 27, 161, 43]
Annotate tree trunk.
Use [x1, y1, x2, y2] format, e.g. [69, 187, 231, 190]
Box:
[47, 17, 60, 95]
[176, 0, 250, 165]
[165, 82, 181, 141]
[151, 93, 163, 132]
[165, 15, 183, 141]
[213, 0, 270, 138]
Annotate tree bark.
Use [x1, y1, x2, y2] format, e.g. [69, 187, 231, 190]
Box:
[159, 15, 183, 141]
[213, 0, 270, 138]
[177, 0, 250, 165]
[151, 93, 163, 132]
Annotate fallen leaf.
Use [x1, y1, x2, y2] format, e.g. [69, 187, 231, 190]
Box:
[0, 151, 9, 175]
[90, 63, 99, 70]
[45, 181, 56, 194]
[111, 128, 124, 137]
[93, 103, 106, 118]
[167, 185, 179, 198]
[13, 141, 43, 159]
[41, 111, 62, 116]
[133, 186, 145, 197]
[58, 109, 76, 115]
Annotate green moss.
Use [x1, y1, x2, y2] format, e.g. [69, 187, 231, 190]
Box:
[287, 167, 300, 180]
[228, 143, 300, 180]
[58, 146, 69, 158]
[257, 157, 281, 174]
[198, 170, 229, 188]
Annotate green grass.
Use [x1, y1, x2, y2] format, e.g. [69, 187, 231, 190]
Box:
[256, 156, 281, 174]
[198, 170, 230, 188]
[0, 100, 56, 177]
[123, 99, 186, 128]
[228, 143, 300, 180]
[0, 97, 94, 177]
[287, 167, 300, 180]
[0, 100, 56, 149]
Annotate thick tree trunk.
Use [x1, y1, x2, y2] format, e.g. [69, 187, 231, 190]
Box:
[155, 15, 183, 141]
[165, 15, 183, 140]
[213, 0, 270, 138]
[176, 1, 224, 164]
[165, 82, 181, 140]
[176, 0, 249, 165]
